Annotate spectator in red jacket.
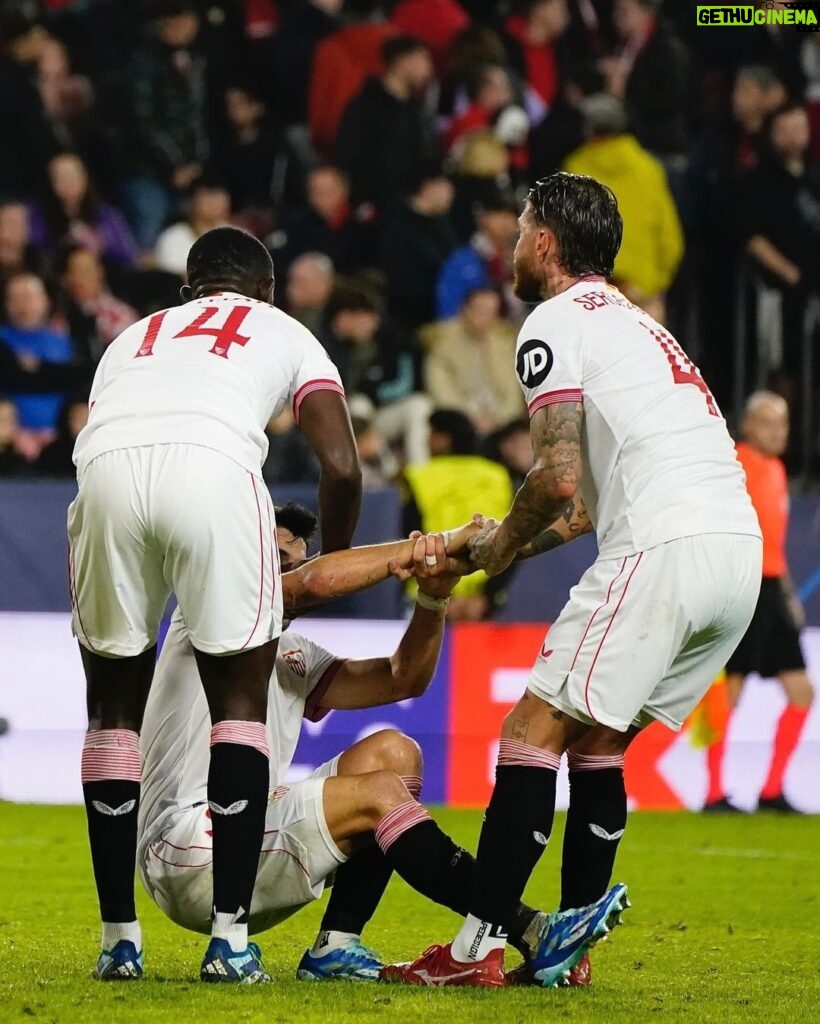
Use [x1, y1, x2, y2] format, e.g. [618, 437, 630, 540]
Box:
[308, 15, 395, 156]
[504, 0, 570, 124]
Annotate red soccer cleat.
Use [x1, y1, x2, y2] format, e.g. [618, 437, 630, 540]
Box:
[380, 943, 505, 988]
[564, 952, 592, 987]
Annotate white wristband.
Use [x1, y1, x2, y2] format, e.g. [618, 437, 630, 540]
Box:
[415, 590, 450, 612]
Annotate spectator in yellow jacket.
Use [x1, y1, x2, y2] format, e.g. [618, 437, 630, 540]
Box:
[403, 409, 513, 618]
[563, 94, 683, 323]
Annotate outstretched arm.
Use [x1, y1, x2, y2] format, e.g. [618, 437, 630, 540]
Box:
[515, 492, 593, 560]
[316, 535, 456, 711]
[282, 522, 478, 615]
[469, 400, 584, 575]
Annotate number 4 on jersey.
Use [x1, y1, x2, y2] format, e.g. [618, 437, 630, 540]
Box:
[642, 323, 719, 417]
[135, 305, 252, 359]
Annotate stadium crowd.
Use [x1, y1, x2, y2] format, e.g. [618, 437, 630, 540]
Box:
[0, 0, 818, 488]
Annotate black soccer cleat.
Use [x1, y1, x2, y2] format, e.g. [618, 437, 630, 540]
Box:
[702, 797, 745, 814]
[757, 793, 803, 814]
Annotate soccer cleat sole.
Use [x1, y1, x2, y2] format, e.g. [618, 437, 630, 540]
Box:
[296, 966, 379, 982]
[92, 963, 143, 981]
[200, 966, 271, 984]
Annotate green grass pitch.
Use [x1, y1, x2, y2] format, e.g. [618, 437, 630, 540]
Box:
[1, 804, 818, 1023]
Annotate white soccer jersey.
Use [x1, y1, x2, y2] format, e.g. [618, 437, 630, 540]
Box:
[516, 279, 760, 557]
[138, 614, 344, 844]
[73, 292, 344, 477]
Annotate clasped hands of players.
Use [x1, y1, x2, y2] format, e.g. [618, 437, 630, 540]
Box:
[389, 514, 513, 590]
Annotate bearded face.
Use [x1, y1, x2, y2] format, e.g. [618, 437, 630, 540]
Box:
[512, 214, 545, 303]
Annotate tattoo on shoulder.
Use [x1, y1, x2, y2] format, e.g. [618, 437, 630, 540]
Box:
[549, 707, 566, 721]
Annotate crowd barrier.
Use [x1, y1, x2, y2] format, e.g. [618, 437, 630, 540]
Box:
[1, 613, 818, 811]
[1, 481, 819, 625]
[2, 482, 819, 809]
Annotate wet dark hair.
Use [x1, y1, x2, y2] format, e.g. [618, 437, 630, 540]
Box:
[274, 502, 318, 544]
[526, 172, 622, 277]
[186, 226, 274, 299]
[429, 408, 477, 456]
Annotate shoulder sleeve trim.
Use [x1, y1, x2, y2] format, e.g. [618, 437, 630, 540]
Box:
[303, 658, 347, 722]
[292, 379, 346, 423]
[528, 388, 584, 416]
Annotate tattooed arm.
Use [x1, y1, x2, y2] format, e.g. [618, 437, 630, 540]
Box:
[515, 492, 593, 561]
[470, 401, 584, 575]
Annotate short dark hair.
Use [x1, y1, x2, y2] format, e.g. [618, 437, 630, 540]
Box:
[275, 503, 318, 544]
[429, 408, 477, 456]
[382, 34, 427, 68]
[526, 172, 622, 278]
[186, 226, 273, 299]
[478, 192, 519, 217]
[325, 285, 379, 321]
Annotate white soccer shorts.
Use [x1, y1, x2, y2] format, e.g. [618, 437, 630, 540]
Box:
[67, 444, 283, 656]
[138, 757, 345, 935]
[528, 534, 762, 731]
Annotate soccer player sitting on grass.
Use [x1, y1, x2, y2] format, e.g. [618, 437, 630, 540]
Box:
[137, 510, 528, 980]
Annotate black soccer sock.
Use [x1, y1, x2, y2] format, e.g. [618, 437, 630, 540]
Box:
[320, 844, 394, 935]
[560, 753, 627, 911]
[469, 741, 560, 931]
[508, 904, 540, 958]
[320, 773, 424, 935]
[81, 728, 142, 923]
[374, 801, 477, 914]
[208, 723, 269, 922]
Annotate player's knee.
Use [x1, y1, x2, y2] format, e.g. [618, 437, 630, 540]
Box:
[572, 724, 632, 758]
[786, 673, 814, 707]
[365, 729, 422, 777]
[360, 769, 414, 823]
[350, 728, 421, 775]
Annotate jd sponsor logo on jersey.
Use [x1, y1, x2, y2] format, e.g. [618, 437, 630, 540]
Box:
[517, 340, 553, 388]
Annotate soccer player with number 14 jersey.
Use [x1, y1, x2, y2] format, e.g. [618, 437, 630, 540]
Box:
[68, 227, 361, 983]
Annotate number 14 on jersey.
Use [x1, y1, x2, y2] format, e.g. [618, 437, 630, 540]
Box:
[135, 305, 253, 360]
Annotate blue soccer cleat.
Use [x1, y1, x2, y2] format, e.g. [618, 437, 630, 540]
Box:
[527, 883, 630, 988]
[200, 938, 271, 984]
[296, 937, 384, 981]
[92, 940, 144, 981]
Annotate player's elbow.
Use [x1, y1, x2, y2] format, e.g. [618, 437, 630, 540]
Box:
[390, 659, 433, 700]
[320, 440, 362, 484]
[530, 460, 580, 503]
[290, 563, 335, 605]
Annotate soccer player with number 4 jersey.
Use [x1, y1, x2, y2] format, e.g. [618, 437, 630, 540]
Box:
[384, 173, 763, 988]
[68, 227, 362, 983]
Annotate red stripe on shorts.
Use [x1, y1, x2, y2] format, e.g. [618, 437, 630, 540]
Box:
[241, 474, 265, 650]
[569, 557, 629, 673]
[583, 552, 644, 722]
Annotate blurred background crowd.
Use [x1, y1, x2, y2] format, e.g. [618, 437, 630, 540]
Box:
[0, 0, 818, 501]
